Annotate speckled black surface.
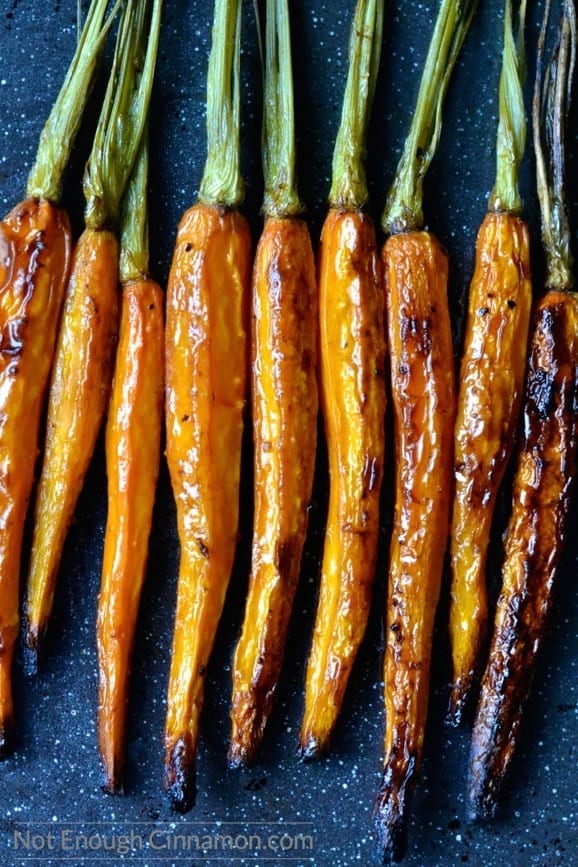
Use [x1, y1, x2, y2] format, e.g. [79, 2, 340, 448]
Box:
[0, 1, 577, 865]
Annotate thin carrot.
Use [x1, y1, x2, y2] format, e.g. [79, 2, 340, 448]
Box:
[0, 0, 117, 752]
[373, 0, 478, 861]
[467, 0, 578, 821]
[448, 0, 532, 726]
[163, 0, 251, 813]
[24, 0, 163, 668]
[228, 0, 318, 770]
[96, 128, 164, 796]
[299, 0, 385, 761]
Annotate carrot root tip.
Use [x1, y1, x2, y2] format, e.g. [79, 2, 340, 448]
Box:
[373, 784, 409, 864]
[165, 737, 197, 814]
[297, 734, 325, 762]
[227, 741, 254, 771]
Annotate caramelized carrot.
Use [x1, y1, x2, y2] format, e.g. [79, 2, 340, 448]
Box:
[373, 0, 477, 860]
[228, 0, 318, 769]
[0, 0, 117, 748]
[24, 0, 163, 666]
[299, 0, 385, 760]
[467, 0, 578, 821]
[97, 133, 164, 795]
[448, 0, 532, 725]
[164, 0, 250, 812]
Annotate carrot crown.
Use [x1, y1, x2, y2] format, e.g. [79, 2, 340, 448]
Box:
[381, 0, 478, 235]
[534, 0, 576, 292]
[198, 0, 244, 208]
[489, 0, 527, 214]
[119, 128, 150, 284]
[26, 0, 120, 204]
[261, 0, 303, 218]
[329, 0, 384, 210]
[83, 0, 163, 232]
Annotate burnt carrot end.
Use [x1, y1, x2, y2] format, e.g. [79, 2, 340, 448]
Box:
[376, 230, 455, 862]
[165, 733, 198, 814]
[97, 276, 164, 796]
[229, 216, 317, 769]
[24, 226, 119, 664]
[299, 208, 385, 760]
[165, 202, 251, 796]
[467, 289, 578, 821]
[449, 211, 532, 725]
[0, 198, 71, 700]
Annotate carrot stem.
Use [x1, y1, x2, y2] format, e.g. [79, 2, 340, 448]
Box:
[329, 0, 384, 209]
[26, 0, 120, 204]
[382, 0, 478, 234]
[489, 0, 527, 213]
[199, 0, 244, 207]
[119, 128, 150, 284]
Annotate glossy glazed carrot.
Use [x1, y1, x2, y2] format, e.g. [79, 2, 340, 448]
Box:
[373, 0, 477, 860]
[0, 0, 117, 745]
[229, 216, 317, 768]
[467, 0, 578, 821]
[24, 0, 163, 665]
[228, 0, 318, 770]
[448, 0, 531, 725]
[97, 132, 164, 795]
[164, 0, 249, 812]
[0, 200, 71, 752]
[299, 0, 385, 761]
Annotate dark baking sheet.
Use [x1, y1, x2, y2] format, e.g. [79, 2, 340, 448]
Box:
[0, 1, 577, 865]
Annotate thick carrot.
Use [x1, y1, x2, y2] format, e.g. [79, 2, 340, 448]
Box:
[163, 0, 250, 813]
[0, 0, 117, 749]
[24, 0, 163, 666]
[97, 133, 164, 796]
[373, 0, 477, 861]
[228, 0, 318, 769]
[467, 0, 578, 821]
[299, 0, 385, 760]
[448, 0, 532, 725]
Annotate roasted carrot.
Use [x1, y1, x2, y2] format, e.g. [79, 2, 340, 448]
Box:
[0, 0, 118, 751]
[164, 0, 250, 813]
[448, 0, 532, 726]
[96, 128, 164, 796]
[373, 0, 477, 861]
[299, 0, 385, 761]
[24, 0, 163, 667]
[467, 0, 578, 821]
[228, 0, 318, 770]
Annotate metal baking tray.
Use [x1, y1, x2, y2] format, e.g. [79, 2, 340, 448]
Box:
[0, 1, 576, 865]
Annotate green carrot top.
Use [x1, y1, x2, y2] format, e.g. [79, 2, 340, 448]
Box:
[198, 0, 244, 208]
[382, 0, 478, 235]
[261, 0, 303, 219]
[119, 128, 150, 285]
[489, 0, 527, 214]
[83, 0, 163, 232]
[26, 0, 119, 204]
[533, 0, 576, 292]
[329, 0, 384, 210]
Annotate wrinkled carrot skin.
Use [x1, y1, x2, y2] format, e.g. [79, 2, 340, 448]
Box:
[0, 198, 71, 751]
[24, 227, 119, 661]
[374, 231, 455, 863]
[299, 209, 385, 759]
[97, 277, 164, 795]
[467, 289, 578, 822]
[164, 203, 251, 812]
[229, 217, 318, 769]
[449, 212, 532, 725]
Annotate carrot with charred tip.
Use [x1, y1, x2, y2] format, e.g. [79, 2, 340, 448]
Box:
[96, 127, 164, 797]
[467, 0, 578, 822]
[299, 0, 385, 762]
[448, 0, 532, 727]
[228, 0, 318, 770]
[0, 0, 119, 752]
[163, 0, 250, 813]
[23, 0, 163, 670]
[373, 0, 477, 861]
